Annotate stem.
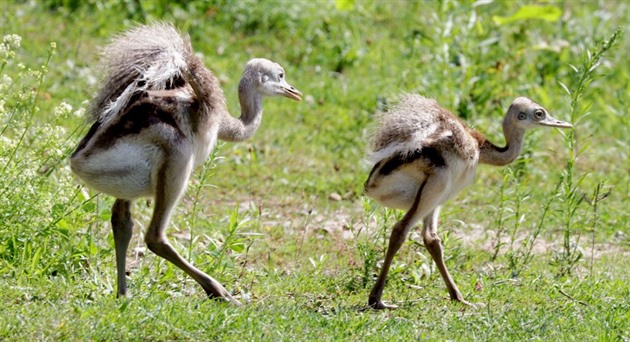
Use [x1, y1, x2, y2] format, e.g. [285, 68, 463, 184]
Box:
[187, 146, 220, 260]
[491, 171, 509, 261]
[556, 28, 622, 277]
[522, 180, 562, 266]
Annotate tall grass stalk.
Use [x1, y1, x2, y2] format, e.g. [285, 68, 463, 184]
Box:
[510, 179, 563, 277]
[208, 207, 252, 275]
[490, 171, 510, 261]
[583, 181, 610, 276]
[554, 28, 622, 277]
[185, 147, 221, 260]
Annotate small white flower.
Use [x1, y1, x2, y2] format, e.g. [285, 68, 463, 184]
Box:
[1, 34, 20, 60]
[0, 135, 15, 150]
[73, 107, 85, 118]
[0, 74, 11, 91]
[2, 34, 21, 48]
[54, 102, 73, 119]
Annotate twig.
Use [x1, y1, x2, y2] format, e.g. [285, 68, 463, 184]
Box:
[296, 209, 313, 259]
[557, 287, 588, 306]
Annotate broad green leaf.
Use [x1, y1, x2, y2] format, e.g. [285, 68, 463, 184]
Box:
[229, 241, 246, 253]
[335, 0, 355, 11]
[493, 5, 562, 25]
[56, 218, 69, 230]
[81, 201, 96, 212]
[89, 241, 98, 255]
[99, 208, 111, 220]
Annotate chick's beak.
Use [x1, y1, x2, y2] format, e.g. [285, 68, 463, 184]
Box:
[540, 115, 573, 128]
[282, 83, 302, 101]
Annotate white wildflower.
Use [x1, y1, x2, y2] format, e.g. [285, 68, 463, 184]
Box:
[3, 34, 22, 48]
[73, 107, 85, 118]
[49, 123, 67, 139]
[28, 69, 42, 79]
[0, 135, 16, 150]
[54, 102, 73, 119]
[1, 35, 20, 61]
[0, 74, 11, 92]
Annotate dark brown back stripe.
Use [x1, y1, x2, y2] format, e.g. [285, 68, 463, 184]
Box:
[379, 146, 446, 176]
[365, 160, 383, 189]
[71, 120, 102, 157]
[94, 100, 185, 150]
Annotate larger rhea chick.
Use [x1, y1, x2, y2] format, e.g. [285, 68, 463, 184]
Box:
[365, 95, 571, 309]
[71, 23, 301, 305]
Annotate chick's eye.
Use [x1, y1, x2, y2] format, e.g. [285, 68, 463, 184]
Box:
[279, 72, 284, 79]
[534, 110, 545, 120]
[518, 112, 527, 120]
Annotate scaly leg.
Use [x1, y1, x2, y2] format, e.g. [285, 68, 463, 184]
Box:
[111, 199, 133, 297]
[144, 151, 241, 305]
[368, 212, 419, 309]
[422, 207, 472, 305]
[369, 175, 447, 310]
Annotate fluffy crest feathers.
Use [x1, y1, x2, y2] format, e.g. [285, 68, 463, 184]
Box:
[367, 95, 446, 162]
[87, 22, 192, 123]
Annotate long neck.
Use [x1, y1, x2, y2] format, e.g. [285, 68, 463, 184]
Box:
[477, 121, 525, 166]
[218, 78, 263, 142]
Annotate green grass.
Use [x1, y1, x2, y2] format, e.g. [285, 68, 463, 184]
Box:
[1, 0, 628, 340]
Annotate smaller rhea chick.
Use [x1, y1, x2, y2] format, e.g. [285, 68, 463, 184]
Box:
[365, 95, 571, 309]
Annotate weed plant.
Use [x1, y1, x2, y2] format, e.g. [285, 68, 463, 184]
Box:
[552, 28, 622, 277]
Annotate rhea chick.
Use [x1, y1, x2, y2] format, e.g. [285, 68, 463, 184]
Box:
[71, 23, 301, 305]
[364, 95, 571, 309]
